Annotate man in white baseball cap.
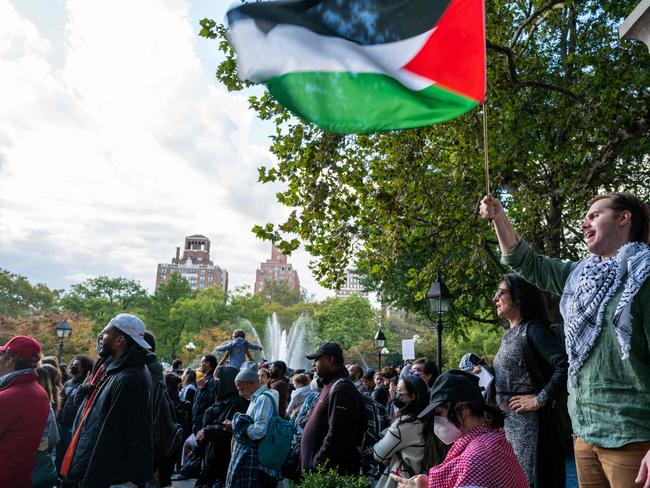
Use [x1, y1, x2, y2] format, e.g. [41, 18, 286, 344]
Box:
[103, 313, 152, 351]
[61, 313, 155, 486]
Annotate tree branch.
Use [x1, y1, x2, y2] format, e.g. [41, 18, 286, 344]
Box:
[510, 1, 563, 49]
[457, 308, 500, 325]
[479, 237, 507, 273]
[571, 106, 650, 193]
[486, 40, 585, 103]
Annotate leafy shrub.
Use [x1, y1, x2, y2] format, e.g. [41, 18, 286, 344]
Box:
[290, 465, 370, 488]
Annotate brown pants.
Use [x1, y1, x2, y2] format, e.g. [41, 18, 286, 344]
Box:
[574, 436, 650, 488]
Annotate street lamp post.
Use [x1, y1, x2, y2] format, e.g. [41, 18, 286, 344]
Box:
[373, 328, 386, 370]
[379, 347, 389, 370]
[427, 274, 452, 373]
[56, 319, 72, 363]
[185, 341, 196, 354]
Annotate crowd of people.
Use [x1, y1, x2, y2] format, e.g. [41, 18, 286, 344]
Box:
[1, 191, 650, 488]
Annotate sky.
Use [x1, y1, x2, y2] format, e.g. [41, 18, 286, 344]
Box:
[0, 0, 333, 299]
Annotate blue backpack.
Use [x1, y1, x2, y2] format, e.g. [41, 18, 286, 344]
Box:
[258, 391, 295, 470]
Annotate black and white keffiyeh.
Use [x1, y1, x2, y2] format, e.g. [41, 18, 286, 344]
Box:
[564, 242, 650, 383]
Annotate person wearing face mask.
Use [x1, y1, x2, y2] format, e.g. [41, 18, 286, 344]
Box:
[372, 375, 435, 488]
[55, 354, 94, 473]
[391, 370, 528, 488]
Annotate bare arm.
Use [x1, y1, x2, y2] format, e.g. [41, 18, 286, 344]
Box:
[479, 195, 521, 255]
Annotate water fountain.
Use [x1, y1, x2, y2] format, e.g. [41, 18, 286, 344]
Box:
[220, 314, 314, 370]
[355, 350, 369, 371]
[261, 313, 313, 371]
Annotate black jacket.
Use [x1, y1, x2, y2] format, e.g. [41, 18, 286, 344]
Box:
[68, 346, 155, 487]
[192, 372, 217, 429]
[371, 383, 389, 407]
[197, 365, 249, 485]
[522, 320, 569, 488]
[58, 377, 84, 426]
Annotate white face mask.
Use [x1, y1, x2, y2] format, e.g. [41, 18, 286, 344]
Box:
[310, 376, 321, 392]
[434, 415, 462, 445]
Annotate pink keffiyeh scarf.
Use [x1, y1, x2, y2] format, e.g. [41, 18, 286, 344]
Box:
[428, 425, 528, 488]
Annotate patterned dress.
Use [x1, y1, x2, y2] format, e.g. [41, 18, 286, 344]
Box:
[493, 324, 540, 487]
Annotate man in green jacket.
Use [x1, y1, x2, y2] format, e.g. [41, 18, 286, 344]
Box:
[480, 192, 650, 488]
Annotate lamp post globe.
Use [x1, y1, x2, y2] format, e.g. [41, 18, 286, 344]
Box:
[427, 274, 452, 372]
[55, 318, 72, 363]
[374, 328, 386, 370]
[185, 341, 196, 353]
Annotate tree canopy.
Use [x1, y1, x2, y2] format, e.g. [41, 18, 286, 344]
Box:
[60, 276, 149, 330]
[200, 0, 650, 327]
[0, 269, 61, 317]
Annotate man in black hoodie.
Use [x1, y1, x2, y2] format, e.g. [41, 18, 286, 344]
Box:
[61, 313, 154, 488]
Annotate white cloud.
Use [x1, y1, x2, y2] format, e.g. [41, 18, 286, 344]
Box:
[0, 0, 332, 299]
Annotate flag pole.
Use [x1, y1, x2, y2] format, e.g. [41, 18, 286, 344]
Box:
[482, 102, 490, 195]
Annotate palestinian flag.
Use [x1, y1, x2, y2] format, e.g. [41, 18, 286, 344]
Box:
[226, 0, 486, 133]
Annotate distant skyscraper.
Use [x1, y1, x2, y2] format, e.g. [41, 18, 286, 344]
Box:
[156, 235, 228, 291]
[335, 269, 367, 299]
[254, 245, 300, 294]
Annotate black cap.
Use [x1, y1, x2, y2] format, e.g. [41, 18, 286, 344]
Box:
[418, 370, 484, 418]
[305, 341, 343, 360]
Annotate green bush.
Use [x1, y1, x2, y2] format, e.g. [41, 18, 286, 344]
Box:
[290, 465, 370, 488]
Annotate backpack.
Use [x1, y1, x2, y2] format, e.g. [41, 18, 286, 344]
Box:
[329, 378, 390, 475]
[153, 385, 185, 462]
[520, 321, 573, 451]
[258, 391, 295, 470]
[174, 398, 193, 440]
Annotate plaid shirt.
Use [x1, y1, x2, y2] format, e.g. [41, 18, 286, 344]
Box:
[226, 385, 281, 485]
[226, 414, 258, 487]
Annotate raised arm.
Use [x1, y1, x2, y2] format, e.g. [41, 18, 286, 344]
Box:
[479, 195, 521, 255]
[480, 194, 576, 294]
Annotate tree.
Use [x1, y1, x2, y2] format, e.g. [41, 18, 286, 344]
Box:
[257, 280, 306, 307]
[313, 295, 375, 350]
[145, 272, 194, 360]
[170, 286, 234, 336]
[200, 0, 650, 328]
[442, 322, 504, 369]
[229, 287, 269, 330]
[0, 314, 97, 363]
[0, 269, 61, 317]
[60, 276, 149, 330]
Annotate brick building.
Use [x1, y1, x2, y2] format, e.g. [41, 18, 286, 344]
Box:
[156, 235, 228, 291]
[254, 245, 300, 294]
[335, 269, 368, 299]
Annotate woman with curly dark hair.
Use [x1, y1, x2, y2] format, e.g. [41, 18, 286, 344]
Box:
[492, 273, 568, 487]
